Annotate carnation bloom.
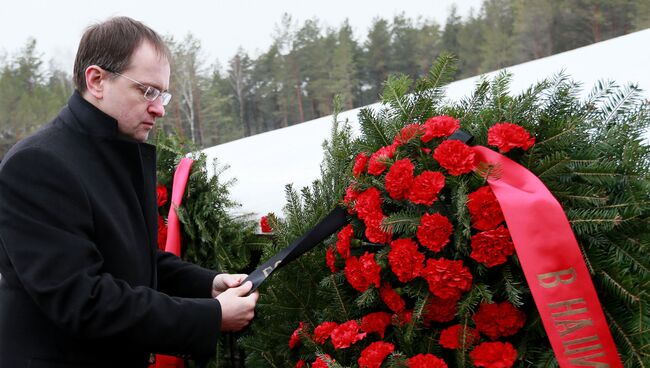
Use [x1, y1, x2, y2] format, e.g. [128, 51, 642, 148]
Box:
[423, 295, 458, 324]
[385, 158, 415, 200]
[439, 324, 480, 349]
[289, 322, 305, 349]
[336, 224, 354, 259]
[156, 184, 168, 207]
[388, 238, 425, 282]
[313, 321, 338, 344]
[358, 341, 395, 368]
[417, 213, 453, 252]
[487, 122, 535, 153]
[470, 226, 515, 267]
[157, 215, 167, 251]
[343, 185, 361, 212]
[353, 152, 370, 177]
[433, 140, 477, 176]
[379, 282, 406, 313]
[260, 216, 272, 233]
[312, 354, 334, 368]
[364, 216, 393, 244]
[368, 144, 397, 175]
[407, 171, 445, 206]
[421, 115, 460, 142]
[295, 360, 306, 368]
[473, 302, 526, 340]
[344, 252, 381, 292]
[421, 258, 473, 301]
[355, 187, 383, 222]
[470, 341, 518, 368]
[467, 186, 504, 230]
[408, 353, 449, 368]
[361, 312, 392, 338]
[326, 246, 338, 273]
[330, 320, 367, 349]
[394, 123, 424, 146]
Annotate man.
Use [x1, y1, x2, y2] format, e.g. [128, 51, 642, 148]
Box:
[0, 17, 258, 367]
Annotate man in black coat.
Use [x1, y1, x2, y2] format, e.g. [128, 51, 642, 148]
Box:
[0, 17, 258, 367]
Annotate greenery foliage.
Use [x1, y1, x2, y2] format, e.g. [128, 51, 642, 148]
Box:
[239, 55, 650, 367]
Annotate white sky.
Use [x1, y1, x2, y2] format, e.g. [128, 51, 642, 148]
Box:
[0, 0, 482, 73]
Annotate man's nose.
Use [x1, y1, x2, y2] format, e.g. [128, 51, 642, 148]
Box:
[148, 98, 165, 118]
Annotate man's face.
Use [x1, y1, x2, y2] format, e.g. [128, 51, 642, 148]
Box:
[102, 42, 170, 142]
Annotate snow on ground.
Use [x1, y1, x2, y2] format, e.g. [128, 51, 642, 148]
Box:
[202, 29, 650, 217]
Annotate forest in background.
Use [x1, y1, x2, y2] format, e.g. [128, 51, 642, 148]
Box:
[1, 0, 649, 158]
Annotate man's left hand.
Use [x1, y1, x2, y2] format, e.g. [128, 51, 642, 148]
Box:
[212, 273, 248, 298]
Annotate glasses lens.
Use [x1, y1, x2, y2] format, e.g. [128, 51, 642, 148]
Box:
[161, 92, 172, 106]
[143, 87, 160, 101]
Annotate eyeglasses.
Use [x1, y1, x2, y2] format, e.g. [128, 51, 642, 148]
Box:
[105, 69, 172, 106]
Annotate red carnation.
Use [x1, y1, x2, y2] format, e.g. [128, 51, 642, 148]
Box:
[330, 320, 367, 349]
[470, 341, 518, 368]
[394, 309, 413, 326]
[487, 122, 535, 153]
[408, 353, 449, 368]
[388, 238, 425, 282]
[473, 302, 526, 340]
[364, 215, 393, 244]
[336, 224, 354, 259]
[422, 115, 460, 142]
[355, 187, 383, 222]
[260, 216, 272, 233]
[467, 186, 504, 230]
[313, 321, 338, 344]
[440, 324, 480, 349]
[407, 171, 445, 206]
[358, 341, 394, 368]
[416, 213, 453, 252]
[394, 123, 424, 146]
[344, 185, 361, 212]
[156, 184, 168, 207]
[312, 354, 334, 368]
[361, 312, 392, 338]
[385, 158, 414, 200]
[354, 152, 370, 177]
[289, 322, 305, 349]
[157, 215, 167, 250]
[433, 140, 477, 176]
[368, 145, 397, 176]
[470, 226, 515, 267]
[326, 246, 338, 273]
[379, 282, 406, 313]
[344, 252, 381, 292]
[423, 295, 458, 324]
[421, 258, 473, 301]
[295, 360, 306, 368]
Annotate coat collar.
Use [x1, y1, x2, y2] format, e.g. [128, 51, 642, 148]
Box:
[62, 90, 120, 139]
[61, 91, 157, 155]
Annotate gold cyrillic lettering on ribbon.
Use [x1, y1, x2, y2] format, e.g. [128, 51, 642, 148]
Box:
[537, 267, 577, 288]
[549, 298, 588, 318]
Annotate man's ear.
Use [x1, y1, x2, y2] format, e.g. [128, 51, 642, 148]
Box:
[85, 65, 107, 99]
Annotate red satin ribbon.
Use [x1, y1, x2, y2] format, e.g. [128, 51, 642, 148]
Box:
[156, 157, 194, 368]
[473, 146, 622, 367]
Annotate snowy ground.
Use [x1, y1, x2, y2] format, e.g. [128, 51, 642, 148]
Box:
[202, 29, 650, 217]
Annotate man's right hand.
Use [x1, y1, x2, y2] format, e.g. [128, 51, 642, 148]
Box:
[216, 281, 259, 332]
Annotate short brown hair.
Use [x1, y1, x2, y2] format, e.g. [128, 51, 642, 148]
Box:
[73, 16, 171, 92]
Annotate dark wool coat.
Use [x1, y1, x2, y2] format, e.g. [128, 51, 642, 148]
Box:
[0, 92, 221, 367]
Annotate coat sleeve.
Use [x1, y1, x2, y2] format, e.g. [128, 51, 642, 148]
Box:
[0, 147, 221, 357]
[156, 250, 219, 298]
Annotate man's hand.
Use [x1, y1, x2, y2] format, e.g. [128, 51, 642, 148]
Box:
[216, 281, 259, 332]
[212, 273, 248, 298]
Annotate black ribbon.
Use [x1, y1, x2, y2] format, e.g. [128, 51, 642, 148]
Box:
[243, 206, 349, 292]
